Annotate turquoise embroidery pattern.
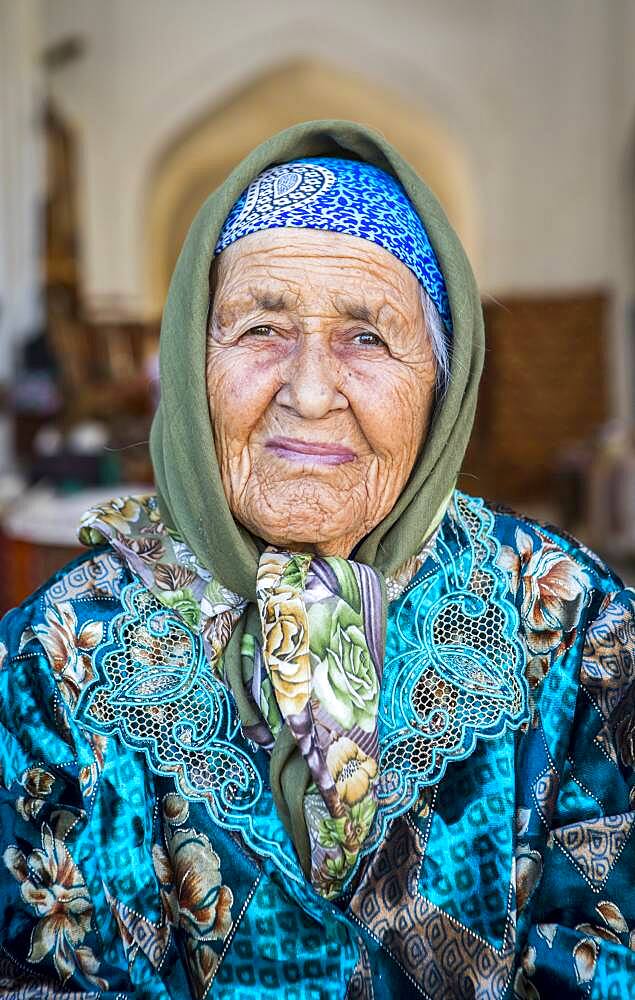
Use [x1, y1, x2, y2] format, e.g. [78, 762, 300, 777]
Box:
[369, 493, 528, 846]
[75, 491, 528, 894]
[76, 584, 307, 886]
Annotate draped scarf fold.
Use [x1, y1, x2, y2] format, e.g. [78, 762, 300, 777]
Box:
[147, 119, 484, 892]
[241, 549, 385, 890]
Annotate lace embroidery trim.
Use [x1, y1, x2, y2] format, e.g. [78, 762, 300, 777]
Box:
[75, 583, 305, 885]
[362, 492, 527, 856]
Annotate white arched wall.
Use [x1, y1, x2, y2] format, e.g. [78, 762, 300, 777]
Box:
[143, 57, 479, 317]
[74, 16, 494, 321]
[609, 0, 635, 426]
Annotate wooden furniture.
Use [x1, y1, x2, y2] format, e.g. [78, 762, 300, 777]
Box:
[47, 315, 159, 423]
[0, 485, 150, 612]
[0, 530, 82, 612]
[463, 291, 609, 508]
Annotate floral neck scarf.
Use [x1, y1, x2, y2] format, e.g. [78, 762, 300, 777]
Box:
[246, 550, 384, 894]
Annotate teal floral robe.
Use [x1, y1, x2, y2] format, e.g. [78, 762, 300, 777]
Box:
[0, 491, 634, 999]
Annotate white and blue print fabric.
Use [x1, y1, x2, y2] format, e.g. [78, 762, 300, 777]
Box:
[214, 157, 452, 331]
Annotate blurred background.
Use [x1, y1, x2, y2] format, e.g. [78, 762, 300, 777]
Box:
[1, 0, 635, 609]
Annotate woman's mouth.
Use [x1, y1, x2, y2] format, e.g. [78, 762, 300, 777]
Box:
[265, 436, 357, 465]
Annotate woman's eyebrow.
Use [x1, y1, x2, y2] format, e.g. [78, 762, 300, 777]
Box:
[340, 302, 374, 324]
[212, 288, 294, 328]
[332, 295, 376, 324]
[253, 290, 292, 312]
[335, 297, 398, 328]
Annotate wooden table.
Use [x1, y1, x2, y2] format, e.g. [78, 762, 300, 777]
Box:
[0, 485, 150, 612]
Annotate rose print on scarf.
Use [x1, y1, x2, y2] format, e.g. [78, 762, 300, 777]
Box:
[3, 811, 107, 989]
[257, 552, 312, 717]
[306, 560, 382, 734]
[126, 535, 166, 566]
[313, 794, 377, 899]
[150, 588, 201, 630]
[498, 526, 589, 671]
[31, 602, 103, 709]
[152, 563, 201, 629]
[79, 496, 142, 543]
[312, 617, 379, 732]
[255, 549, 383, 898]
[311, 738, 379, 899]
[152, 793, 233, 999]
[327, 737, 378, 806]
[256, 551, 343, 812]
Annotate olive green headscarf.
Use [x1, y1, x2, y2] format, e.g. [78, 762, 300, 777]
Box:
[149, 120, 484, 873]
[149, 119, 484, 599]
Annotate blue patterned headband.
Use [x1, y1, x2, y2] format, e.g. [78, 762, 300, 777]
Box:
[214, 157, 452, 331]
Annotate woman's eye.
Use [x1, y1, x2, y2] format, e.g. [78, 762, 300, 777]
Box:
[354, 331, 385, 348]
[244, 325, 274, 338]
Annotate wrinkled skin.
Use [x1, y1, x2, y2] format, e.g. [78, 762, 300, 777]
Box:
[206, 229, 437, 557]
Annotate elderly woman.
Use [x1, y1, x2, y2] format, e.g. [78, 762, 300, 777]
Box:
[0, 120, 634, 1000]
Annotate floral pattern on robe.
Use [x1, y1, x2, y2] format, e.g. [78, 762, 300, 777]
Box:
[0, 491, 633, 999]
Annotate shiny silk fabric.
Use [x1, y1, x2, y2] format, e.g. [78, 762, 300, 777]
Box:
[0, 491, 634, 999]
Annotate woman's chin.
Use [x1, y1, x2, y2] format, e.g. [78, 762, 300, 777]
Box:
[243, 515, 360, 556]
[256, 526, 349, 554]
[232, 480, 369, 551]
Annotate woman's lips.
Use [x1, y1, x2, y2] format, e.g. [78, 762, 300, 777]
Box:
[265, 436, 357, 465]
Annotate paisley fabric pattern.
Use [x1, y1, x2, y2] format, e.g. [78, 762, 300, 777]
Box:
[0, 493, 634, 998]
[215, 157, 452, 330]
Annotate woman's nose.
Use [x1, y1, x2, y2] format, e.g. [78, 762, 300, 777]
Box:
[275, 339, 348, 419]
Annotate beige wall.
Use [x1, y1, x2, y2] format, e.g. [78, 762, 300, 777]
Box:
[0, 0, 43, 381]
[41, 1, 635, 302]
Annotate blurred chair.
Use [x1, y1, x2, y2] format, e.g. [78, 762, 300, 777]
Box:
[463, 291, 609, 510]
[47, 314, 159, 423]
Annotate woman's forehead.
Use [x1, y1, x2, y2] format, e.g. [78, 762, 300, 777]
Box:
[213, 228, 420, 301]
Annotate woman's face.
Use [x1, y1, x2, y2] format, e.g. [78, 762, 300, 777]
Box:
[206, 228, 437, 557]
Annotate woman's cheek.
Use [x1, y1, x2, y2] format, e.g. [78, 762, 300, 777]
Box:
[211, 352, 278, 442]
[351, 365, 426, 458]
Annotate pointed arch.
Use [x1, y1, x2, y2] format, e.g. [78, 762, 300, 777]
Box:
[143, 58, 478, 316]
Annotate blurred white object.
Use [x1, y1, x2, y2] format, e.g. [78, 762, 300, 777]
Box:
[144, 349, 160, 409]
[2, 484, 151, 546]
[586, 422, 635, 557]
[0, 472, 26, 512]
[67, 421, 109, 454]
[33, 424, 63, 456]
